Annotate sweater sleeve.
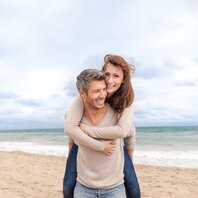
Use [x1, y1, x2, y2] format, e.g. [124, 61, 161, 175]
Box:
[64, 95, 104, 152]
[124, 125, 136, 149]
[84, 104, 135, 139]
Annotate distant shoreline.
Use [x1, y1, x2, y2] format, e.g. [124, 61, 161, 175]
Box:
[1, 125, 198, 131]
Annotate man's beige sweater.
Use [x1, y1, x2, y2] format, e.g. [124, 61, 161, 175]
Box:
[66, 105, 125, 189]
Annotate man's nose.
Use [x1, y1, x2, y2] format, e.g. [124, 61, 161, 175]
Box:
[100, 90, 107, 98]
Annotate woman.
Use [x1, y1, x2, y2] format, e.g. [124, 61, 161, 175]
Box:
[63, 54, 140, 198]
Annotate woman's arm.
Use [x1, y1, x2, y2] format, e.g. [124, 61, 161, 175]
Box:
[65, 96, 116, 155]
[81, 104, 135, 139]
[65, 96, 104, 151]
[124, 126, 136, 159]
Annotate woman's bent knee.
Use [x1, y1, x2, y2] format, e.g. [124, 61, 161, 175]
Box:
[63, 183, 74, 198]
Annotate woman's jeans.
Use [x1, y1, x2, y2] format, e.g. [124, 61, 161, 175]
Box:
[63, 144, 140, 198]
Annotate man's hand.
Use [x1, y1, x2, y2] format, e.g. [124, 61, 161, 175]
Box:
[103, 140, 116, 156]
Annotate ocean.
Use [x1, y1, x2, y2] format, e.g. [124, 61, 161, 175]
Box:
[0, 126, 198, 168]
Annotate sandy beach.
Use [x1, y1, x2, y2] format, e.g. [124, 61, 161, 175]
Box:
[0, 151, 197, 198]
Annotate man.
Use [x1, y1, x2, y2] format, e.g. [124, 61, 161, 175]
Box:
[65, 69, 126, 197]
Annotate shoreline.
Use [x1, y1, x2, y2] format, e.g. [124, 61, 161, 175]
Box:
[1, 151, 198, 198]
[1, 149, 197, 170]
[1, 147, 197, 169]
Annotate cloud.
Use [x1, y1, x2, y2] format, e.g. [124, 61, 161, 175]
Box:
[133, 57, 198, 126]
[64, 80, 78, 97]
[0, 91, 17, 99]
[0, 0, 197, 129]
[134, 58, 172, 79]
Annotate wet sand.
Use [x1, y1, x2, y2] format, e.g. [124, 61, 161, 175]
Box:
[0, 151, 197, 198]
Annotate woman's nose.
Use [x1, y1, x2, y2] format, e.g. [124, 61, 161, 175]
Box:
[107, 76, 113, 83]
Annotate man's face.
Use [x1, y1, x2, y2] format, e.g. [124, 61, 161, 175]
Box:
[81, 80, 107, 110]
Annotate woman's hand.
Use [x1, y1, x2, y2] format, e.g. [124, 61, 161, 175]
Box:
[79, 124, 117, 156]
[103, 140, 117, 156]
[79, 123, 87, 133]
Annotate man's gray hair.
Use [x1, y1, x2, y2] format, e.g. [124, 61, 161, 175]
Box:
[76, 69, 105, 92]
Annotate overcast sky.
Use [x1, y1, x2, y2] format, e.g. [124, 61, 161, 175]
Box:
[0, 0, 198, 129]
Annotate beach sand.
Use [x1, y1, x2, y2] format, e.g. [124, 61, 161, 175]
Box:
[0, 151, 197, 198]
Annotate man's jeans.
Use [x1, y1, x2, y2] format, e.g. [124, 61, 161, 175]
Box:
[74, 182, 126, 198]
[63, 144, 140, 198]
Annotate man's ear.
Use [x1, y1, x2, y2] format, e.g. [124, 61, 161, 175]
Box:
[79, 89, 84, 96]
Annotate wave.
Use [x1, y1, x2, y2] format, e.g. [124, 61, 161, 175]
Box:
[1, 142, 198, 168]
[134, 150, 198, 168]
[0, 142, 68, 157]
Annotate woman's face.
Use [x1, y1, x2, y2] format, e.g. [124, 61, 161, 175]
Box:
[104, 63, 124, 97]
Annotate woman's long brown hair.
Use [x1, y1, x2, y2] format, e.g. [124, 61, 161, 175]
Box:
[102, 54, 135, 118]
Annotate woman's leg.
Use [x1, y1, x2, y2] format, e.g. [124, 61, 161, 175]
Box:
[63, 144, 78, 198]
[124, 147, 141, 198]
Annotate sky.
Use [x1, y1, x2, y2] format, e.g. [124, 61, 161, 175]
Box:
[0, 0, 198, 129]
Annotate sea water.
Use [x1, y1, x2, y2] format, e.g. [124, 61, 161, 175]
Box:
[134, 126, 198, 168]
[0, 126, 197, 168]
